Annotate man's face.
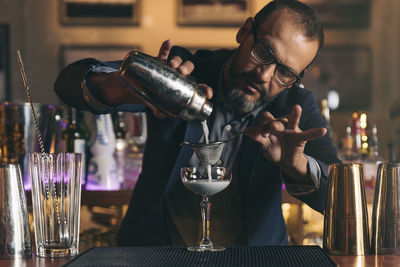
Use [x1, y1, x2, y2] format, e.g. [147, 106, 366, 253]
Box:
[226, 9, 319, 114]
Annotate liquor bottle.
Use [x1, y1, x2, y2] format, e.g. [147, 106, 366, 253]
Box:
[76, 109, 91, 185]
[62, 106, 87, 187]
[319, 99, 336, 146]
[342, 126, 354, 161]
[122, 112, 147, 189]
[112, 111, 128, 186]
[369, 124, 379, 158]
[364, 123, 382, 189]
[86, 114, 119, 190]
[351, 111, 368, 159]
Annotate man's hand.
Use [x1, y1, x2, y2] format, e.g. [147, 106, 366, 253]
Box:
[153, 40, 213, 118]
[244, 105, 327, 184]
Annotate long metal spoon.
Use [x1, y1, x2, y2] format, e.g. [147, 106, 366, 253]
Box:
[16, 50, 45, 154]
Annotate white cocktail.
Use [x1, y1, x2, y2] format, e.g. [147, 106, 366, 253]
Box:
[181, 166, 232, 251]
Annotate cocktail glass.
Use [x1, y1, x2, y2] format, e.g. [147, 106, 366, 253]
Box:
[180, 166, 232, 251]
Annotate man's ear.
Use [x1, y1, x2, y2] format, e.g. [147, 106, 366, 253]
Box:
[236, 17, 253, 44]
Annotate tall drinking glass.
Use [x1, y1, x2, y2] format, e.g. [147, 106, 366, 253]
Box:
[180, 166, 231, 251]
[29, 152, 82, 257]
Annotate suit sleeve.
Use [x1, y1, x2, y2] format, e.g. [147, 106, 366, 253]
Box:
[290, 89, 341, 213]
[54, 58, 147, 114]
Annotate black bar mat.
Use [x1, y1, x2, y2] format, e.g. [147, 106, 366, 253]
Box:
[64, 246, 337, 267]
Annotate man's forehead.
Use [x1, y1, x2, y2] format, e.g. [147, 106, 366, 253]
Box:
[256, 9, 302, 38]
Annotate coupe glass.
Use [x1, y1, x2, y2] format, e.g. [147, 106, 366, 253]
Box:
[180, 166, 232, 251]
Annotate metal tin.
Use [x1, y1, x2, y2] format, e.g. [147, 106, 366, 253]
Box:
[0, 164, 31, 258]
[119, 51, 212, 121]
[371, 163, 400, 255]
[323, 163, 370, 255]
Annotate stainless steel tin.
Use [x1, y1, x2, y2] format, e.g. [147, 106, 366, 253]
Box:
[0, 163, 31, 258]
[323, 163, 370, 255]
[371, 163, 400, 255]
[119, 51, 213, 121]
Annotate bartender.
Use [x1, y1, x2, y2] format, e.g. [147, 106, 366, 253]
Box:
[54, 0, 340, 246]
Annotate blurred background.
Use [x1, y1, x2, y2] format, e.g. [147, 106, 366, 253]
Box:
[1, 0, 399, 159]
[0, 0, 399, 247]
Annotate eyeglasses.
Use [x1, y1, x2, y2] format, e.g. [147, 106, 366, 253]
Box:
[250, 27, 301, 86]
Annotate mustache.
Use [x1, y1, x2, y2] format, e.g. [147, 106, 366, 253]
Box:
[231, 70, 266, 92]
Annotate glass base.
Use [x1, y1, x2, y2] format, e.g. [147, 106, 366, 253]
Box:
[36, 245, 78, 257]
[187, 247, 225, 252]
[187, 245, 225, 252]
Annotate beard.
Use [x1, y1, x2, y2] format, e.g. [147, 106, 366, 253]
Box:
[227, 66, 276, 114]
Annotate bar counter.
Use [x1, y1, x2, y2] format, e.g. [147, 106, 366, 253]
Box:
[0, 252, 399, 266]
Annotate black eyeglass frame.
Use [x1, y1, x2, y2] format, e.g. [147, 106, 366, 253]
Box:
[250, 22, 303, 86]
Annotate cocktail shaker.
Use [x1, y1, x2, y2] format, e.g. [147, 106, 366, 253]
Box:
[119, 51, 213, 121]
[0, 163, 31, 258]
[371, 163, 400, 255]
[323, 163, 369, 255]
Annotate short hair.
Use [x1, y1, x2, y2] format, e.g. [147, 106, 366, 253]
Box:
[254, 0, 324, 53]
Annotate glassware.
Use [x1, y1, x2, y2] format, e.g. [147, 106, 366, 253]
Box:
[29, 152, 82, 257]
[180, 166, 231, 251]
[0, 163, 32, 258]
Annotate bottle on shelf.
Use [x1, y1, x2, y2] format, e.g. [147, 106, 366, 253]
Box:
[122, 112, 147, 189]
[369, 124, 379, 158]
[86, 114, 119, 190]
[351, 111, 369, 159]
[363, 123, 382, 189]
[388, 142, 396, 163]
[341, 126, 354, 161]
[112, 111, 128, 187]
[62, 106, 87, 187]
[76, 110, 91, 184]
[319, 99, 336, 147]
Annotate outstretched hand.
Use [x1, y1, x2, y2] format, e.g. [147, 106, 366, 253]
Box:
[244, 105, 327, 181]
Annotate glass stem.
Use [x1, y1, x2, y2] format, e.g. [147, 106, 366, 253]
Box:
[200, 195, 212, 247]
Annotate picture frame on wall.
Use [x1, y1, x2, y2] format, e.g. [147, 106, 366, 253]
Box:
[301, 45, 371, 111]
[302, 0, 371, 28]
[59, 0, 140, 25]
[0, 25, 10, 101]
[60, 45, 140, 68]
[177, 0, 252, 27]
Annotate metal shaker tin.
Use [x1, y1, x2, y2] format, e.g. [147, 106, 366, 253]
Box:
[119, 51, 212, 121]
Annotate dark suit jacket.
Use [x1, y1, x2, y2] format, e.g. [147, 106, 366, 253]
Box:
[54, 47, 340, 246]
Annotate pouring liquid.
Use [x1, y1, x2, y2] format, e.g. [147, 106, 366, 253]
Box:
[201, 120, 212, 180]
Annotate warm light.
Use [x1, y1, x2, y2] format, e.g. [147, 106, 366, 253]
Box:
[360, 113, 367, 129]
[361, 135, 368, 142]
[282, 203, 291, 212]
[362, 143, 369, 149]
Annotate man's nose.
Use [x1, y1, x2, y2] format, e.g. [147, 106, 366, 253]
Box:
[257, 63, 276, 83]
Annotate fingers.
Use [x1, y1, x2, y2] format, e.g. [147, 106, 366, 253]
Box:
[287, 105, 302, 130]
[298, 127, 327, 142]
[169, 57, 194, 75]
[157, 40, 172, 61]
[260, 112, 287, 137]
[199, 83, 213, 99]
